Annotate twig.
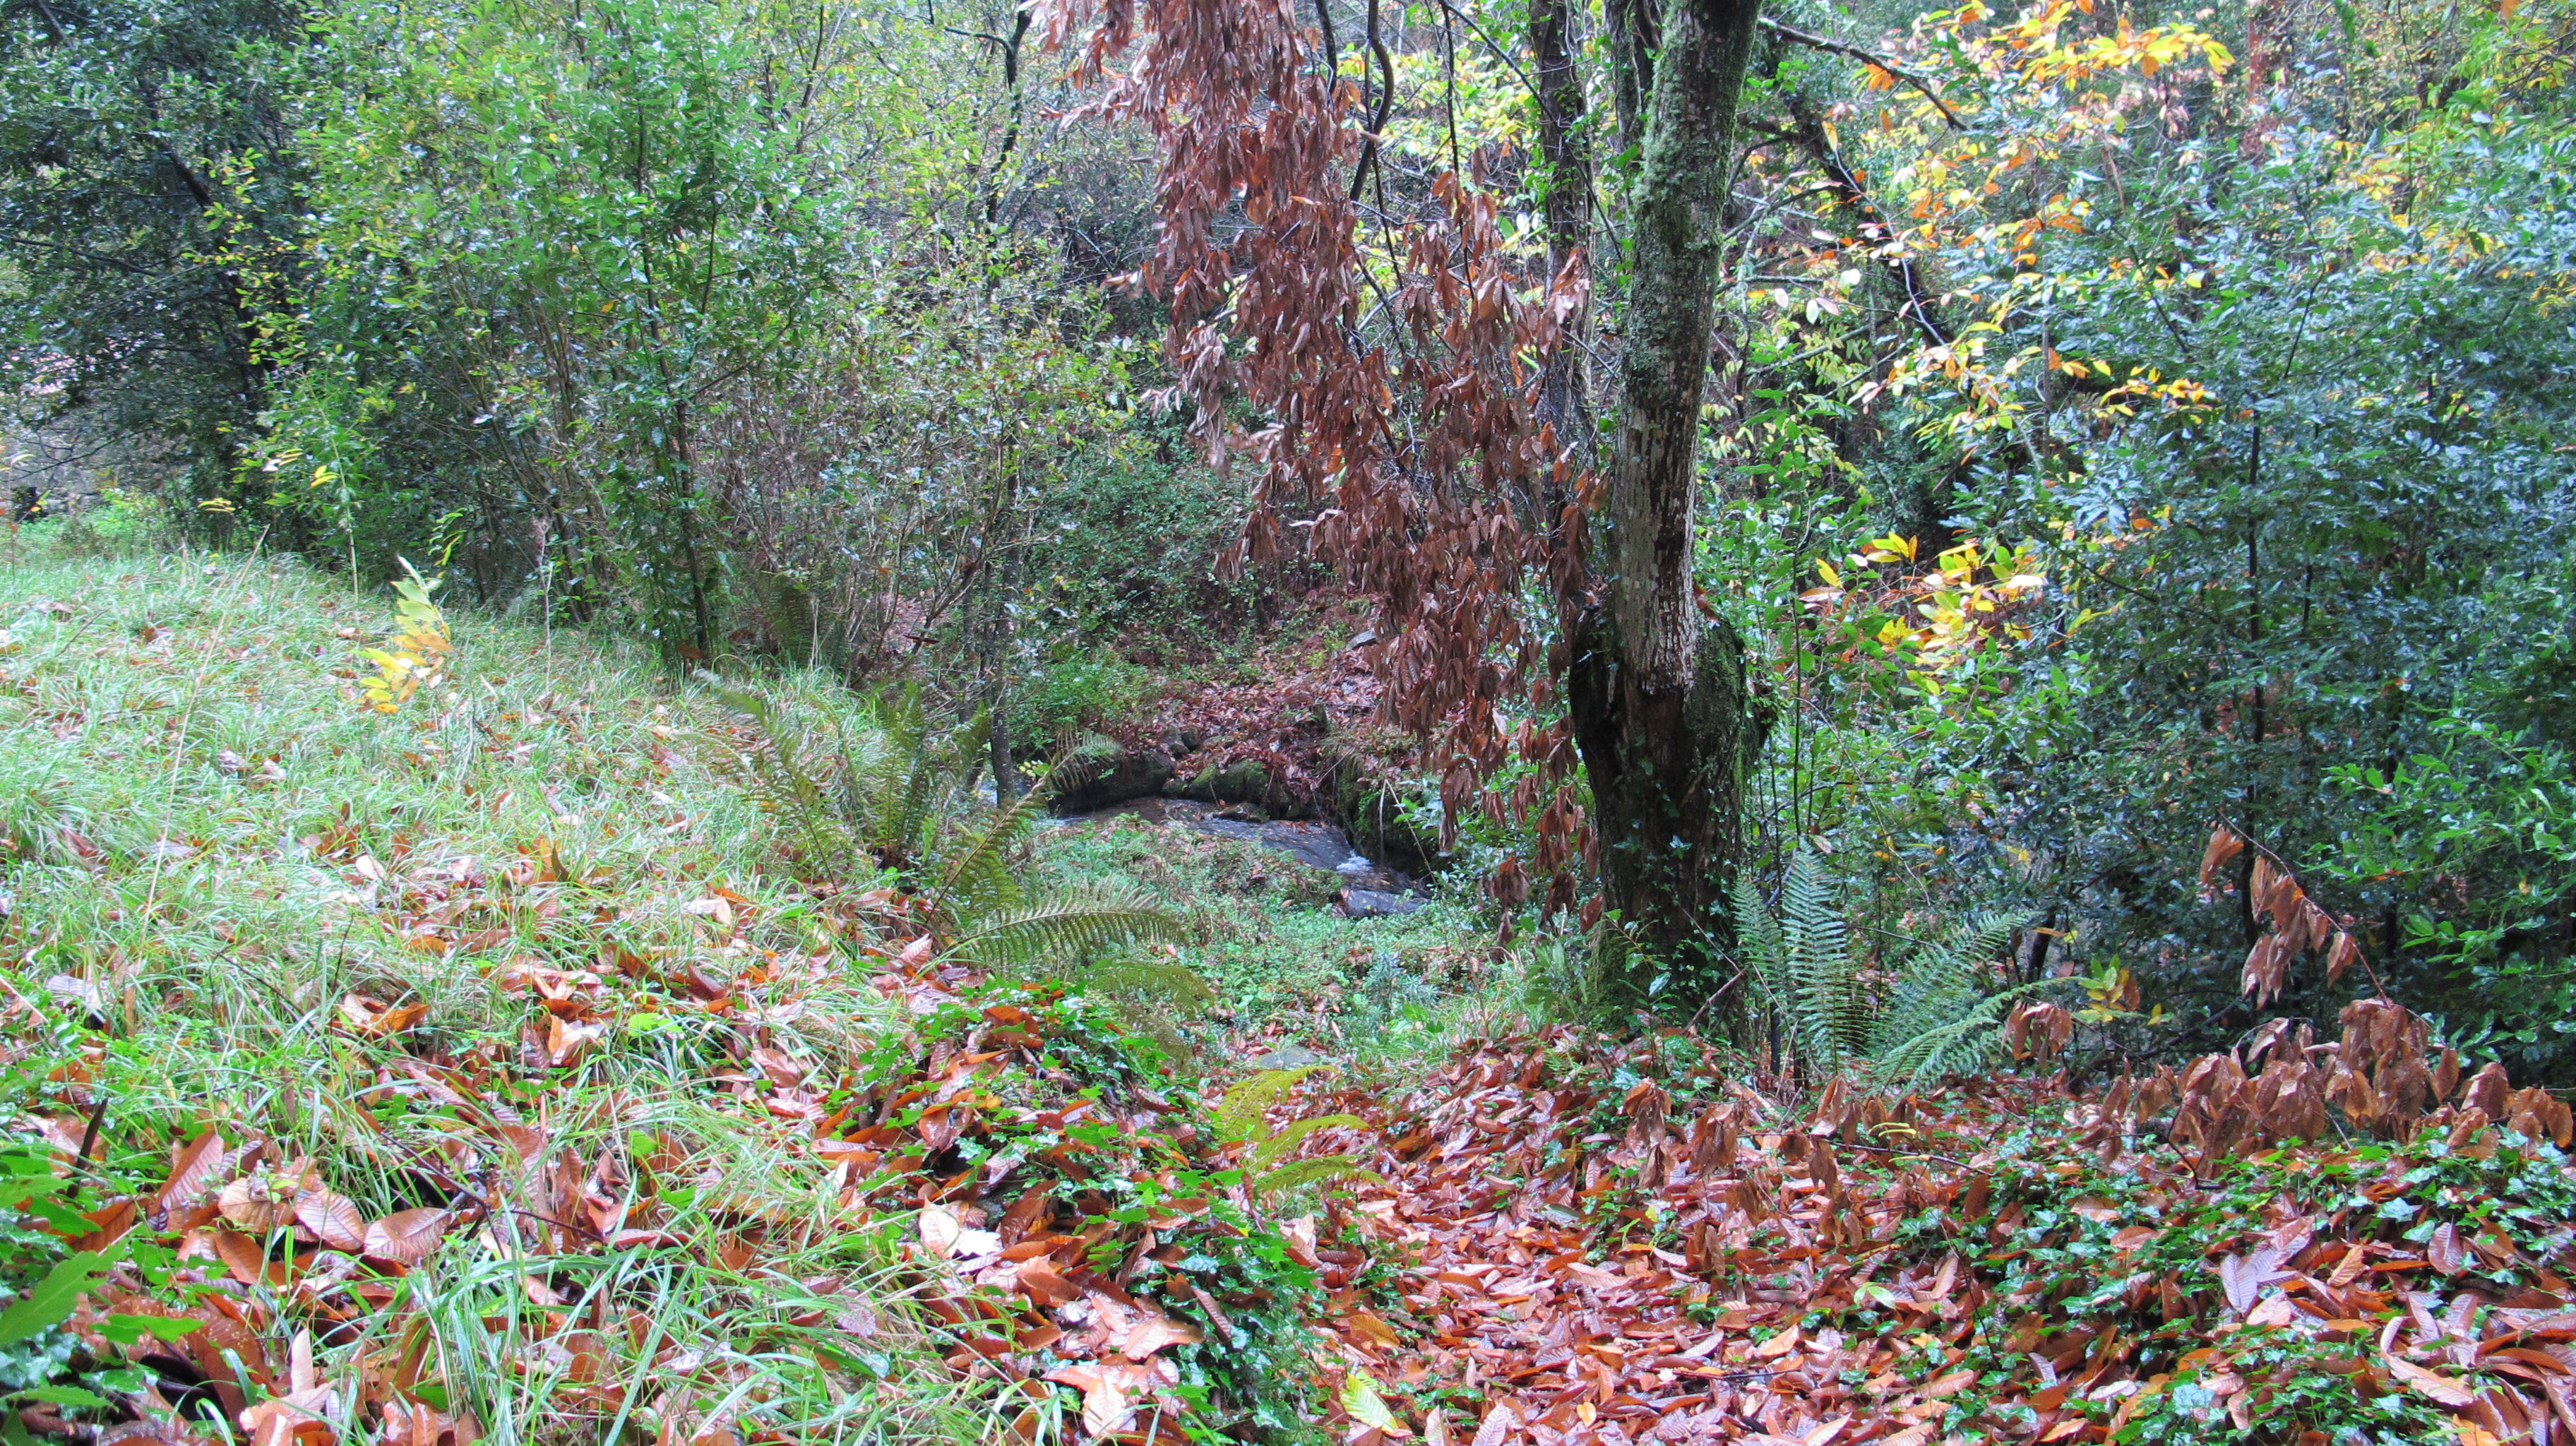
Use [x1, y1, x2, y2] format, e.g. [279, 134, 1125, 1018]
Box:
[1758, 17, 1967, 132]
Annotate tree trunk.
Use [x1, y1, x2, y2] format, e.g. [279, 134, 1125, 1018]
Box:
[1529, 0, 1594, 467]
[1570, 0, 1767, 1020]
[1601, 0, 1658, 176]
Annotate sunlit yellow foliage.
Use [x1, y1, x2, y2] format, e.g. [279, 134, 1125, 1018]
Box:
[357, 560, 452, 713]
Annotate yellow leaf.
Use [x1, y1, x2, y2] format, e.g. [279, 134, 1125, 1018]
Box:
[1341, 1373, 1405, 1435]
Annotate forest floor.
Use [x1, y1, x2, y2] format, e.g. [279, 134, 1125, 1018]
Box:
[0, 542, 2569, 1446]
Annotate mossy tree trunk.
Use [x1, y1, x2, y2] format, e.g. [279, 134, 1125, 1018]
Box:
[1569, 0, 1769, 1024]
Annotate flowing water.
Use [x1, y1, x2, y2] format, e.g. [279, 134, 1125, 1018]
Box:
[1051, 796, 1423, 898]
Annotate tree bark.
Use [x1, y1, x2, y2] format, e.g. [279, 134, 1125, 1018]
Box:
[1570, 0, 1767, 1020]
[1529, 0, 1594, 466]
[1601, 0, 1658, 174]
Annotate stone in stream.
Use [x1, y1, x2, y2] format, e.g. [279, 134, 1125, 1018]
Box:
[1172, 757, 1273, 809]
[1333, 887, 1425, 919]
[1046, 733, 1174, 812]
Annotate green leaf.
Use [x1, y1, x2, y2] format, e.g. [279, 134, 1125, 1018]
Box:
[98, 1314, 202, 1346]
[0, 1177, 70, 1209]
[14, 1385, 112, 1409]
[1340, 1372, 1401, 1433]
[0, 1247, 123, 1348]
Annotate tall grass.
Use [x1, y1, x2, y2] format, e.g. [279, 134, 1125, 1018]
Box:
[0, 532, 979, 1444]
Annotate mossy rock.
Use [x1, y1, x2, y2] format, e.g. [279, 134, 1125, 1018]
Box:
[1172, 758, 1272, 808]
[1046, 733, 1174, 811]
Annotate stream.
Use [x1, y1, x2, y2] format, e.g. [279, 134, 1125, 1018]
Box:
[1050, 796, 1426, 909]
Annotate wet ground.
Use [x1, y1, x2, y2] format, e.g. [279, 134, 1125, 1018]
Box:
[1051, 796, 1423, 896]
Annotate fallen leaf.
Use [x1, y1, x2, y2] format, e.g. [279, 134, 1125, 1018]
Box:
[295, 1192, 366, 1253]
[2384, 1356, 2477, 1409]
[1114, 1312, 1203, 1360]
[364, 1209, 449, 1266]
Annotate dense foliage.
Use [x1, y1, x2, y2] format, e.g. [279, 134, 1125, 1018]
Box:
[6, 0, 2576, 1079]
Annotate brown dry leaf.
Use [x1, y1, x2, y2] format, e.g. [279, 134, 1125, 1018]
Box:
[218, 1177, 297, 1233]
[1469, 1402, 1517, 1446]
[239, 1397, 333, 1446]
[544, 1015, 604, 1067]
[2383, 1356, 2477, 1409]
[1113, 1312, 1202, 1360]
[1045, 1363, 1142, 1438]
[156, 1130, 230, 1212]
[296, 1191, 366, 1253]
[2198, 826, 2246, 886]
[2428, 1223, 2467, 1277]
[1014, 1257, 1081, 1306]
[377, 1401, 479, 1446]
[364, 1208, 450, 1266]
[918, 1204, 964, 1257]
[210, 1229, 278, 1286]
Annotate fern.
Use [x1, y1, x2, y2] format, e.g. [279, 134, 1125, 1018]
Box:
[929, 755, 1065, 919]
[715, 683, 1183, 978]
[945, 882, 1181, 967]
[1868, 912, 2062, 1082]
[1078, 955, 1218, 1007]
[1741, 850, 2060, 1083]
[1249, 1156, 1383, 1201]
[1741, 847, 1866, 1073]
[1782, 850, 1866, 1070]
[1213, 1067, 1325, 1141]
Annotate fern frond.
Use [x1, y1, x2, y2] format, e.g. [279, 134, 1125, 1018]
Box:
[1778, 848, 1863, 1072]
[929, 751, 1063, 915]
[1866, 909, 2059, 1082]
[716, 684, 858, 868]
[1247, 1113, 1368, 1173]
[1079, 956, 1217, 1007]
[943, 881, 1181, 967]
[1251, 1157, 1383, 1200]
[1250, 1156, 1381, 1201]
[1214, 1067, 1325, 1142]
[1873, 975, 2067, 1082]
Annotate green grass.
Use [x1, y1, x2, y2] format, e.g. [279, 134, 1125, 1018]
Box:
[0, 530, 1554, 1446]
[0, 534, 984, 1445]
[1026, 815, 1524, 1065]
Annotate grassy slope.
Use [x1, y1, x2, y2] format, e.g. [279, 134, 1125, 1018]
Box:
[0, 537, 1513, 1446]
[0, 541, 983, 1443]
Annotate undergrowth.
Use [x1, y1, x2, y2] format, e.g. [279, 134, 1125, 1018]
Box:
[0, 542, 1162, 1443]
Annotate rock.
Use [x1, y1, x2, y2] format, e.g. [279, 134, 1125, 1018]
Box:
[1172, 758, 1272, 808]
[1046, 734, 1174, 812]
[1334, 782, 1448, 882]
[1246, 1043, 1328, 1070]
[1334, 887, 1426, 919]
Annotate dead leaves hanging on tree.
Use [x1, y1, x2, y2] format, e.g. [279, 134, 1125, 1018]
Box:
[2200, 823, 2379, 1006]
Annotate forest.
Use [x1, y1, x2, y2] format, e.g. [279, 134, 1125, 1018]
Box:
[1, 0, 2573, 1441]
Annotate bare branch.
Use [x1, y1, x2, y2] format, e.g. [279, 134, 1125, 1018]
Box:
[1759, 16, 1966, 131]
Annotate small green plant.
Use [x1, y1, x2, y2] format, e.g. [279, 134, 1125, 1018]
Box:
[1738, 847, 2063, 1081]
[716, 683, 1183, 974]
[357, 558, 453, 713]
[1212, 1068, 1378, 1204]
